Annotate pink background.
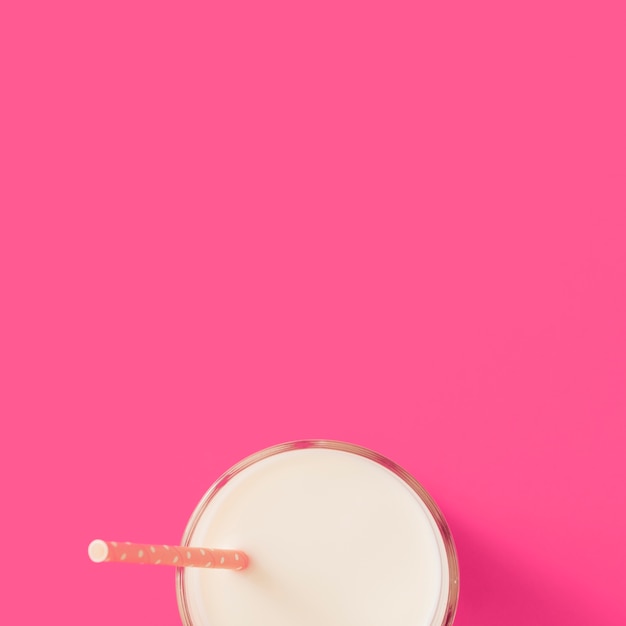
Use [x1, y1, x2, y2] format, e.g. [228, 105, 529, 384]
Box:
[1, 1, 625, 624]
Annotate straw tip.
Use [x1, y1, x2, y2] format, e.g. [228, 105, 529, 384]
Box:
[88, 539, 109, 563]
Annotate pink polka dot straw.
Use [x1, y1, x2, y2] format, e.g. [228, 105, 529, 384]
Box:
[88, 540, 249, 570]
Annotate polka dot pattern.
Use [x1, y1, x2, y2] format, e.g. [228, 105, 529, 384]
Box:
[92, 541, 249, 570]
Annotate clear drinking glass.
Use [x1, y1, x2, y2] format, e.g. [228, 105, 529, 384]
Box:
[177, 440, 459, 626]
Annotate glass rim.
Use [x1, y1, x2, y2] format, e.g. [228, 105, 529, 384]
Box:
[176, 439, 459, 626]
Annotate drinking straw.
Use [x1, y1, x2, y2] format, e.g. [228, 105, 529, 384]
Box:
[88, 540, 249, 570]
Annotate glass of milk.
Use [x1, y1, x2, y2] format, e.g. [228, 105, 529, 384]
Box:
[176, 440, 459, 626]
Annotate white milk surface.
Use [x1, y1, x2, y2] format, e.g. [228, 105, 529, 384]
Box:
[183, 448, 449, 626]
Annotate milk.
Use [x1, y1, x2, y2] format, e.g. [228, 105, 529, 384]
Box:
[178, 445, 456, 626]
